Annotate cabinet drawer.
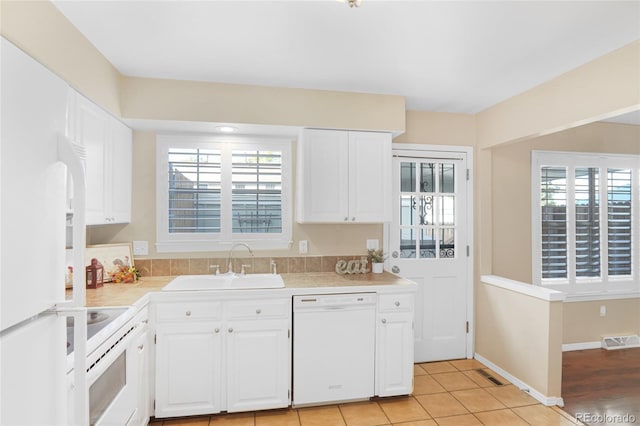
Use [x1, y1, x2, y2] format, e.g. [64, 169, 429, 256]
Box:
[156, 302, 222, 322]
[227, 299, 291, 320]
[378, 294, 414, 313]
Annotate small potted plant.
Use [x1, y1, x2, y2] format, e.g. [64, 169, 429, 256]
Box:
[368, 249, 386, 274]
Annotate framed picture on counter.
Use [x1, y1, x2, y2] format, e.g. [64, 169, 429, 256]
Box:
[85, 243, 135, 283]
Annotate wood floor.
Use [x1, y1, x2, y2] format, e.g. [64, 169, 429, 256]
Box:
[562, 347, 640, 425]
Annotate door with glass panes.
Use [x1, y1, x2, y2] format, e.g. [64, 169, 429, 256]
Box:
[387, 149, 470, 362]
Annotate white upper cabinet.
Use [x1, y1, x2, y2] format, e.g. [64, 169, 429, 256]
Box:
[296, 128, 392, 223]
[68, 91, 132, 225]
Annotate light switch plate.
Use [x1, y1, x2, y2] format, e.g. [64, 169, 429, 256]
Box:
[133, 240, 149, 256]
[299, 240, 308, 254]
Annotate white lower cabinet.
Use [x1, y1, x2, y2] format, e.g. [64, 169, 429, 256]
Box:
[225, 299, 291, 412]
[154, 298, 291, 418]
[375, 293, 415, 397]
[155, 321, 222, 418]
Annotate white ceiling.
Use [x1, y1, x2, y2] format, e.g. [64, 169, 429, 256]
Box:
[54, 0, 639, 120]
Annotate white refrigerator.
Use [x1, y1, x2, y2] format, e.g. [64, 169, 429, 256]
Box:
[1, 37, 88, 425]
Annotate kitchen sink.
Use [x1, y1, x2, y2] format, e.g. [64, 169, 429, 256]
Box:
[162, 273, 285, 291]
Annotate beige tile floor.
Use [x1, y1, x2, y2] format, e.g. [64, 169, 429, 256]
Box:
[149, 359, 583, 426]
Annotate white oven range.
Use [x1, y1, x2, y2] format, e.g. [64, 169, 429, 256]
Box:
[67, 306, 149, 426]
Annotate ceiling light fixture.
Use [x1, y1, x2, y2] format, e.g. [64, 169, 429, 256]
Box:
[215, 126, 238, 133]
[338, 0, 362, 8]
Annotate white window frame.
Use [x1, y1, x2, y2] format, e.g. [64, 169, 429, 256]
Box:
[532, 150, 640, 297]
[156, 134, 292, 252]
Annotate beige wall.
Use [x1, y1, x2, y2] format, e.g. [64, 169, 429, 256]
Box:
[563, 299, 640, 345]
[491, 122, 640, 282]
[476, 40, 640, 149]
[121, 77, 405, 133]
[476, 281, 563, 399]
[0, 0, 122, 116]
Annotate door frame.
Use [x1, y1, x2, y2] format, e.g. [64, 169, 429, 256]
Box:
[384, 143, 475, 359]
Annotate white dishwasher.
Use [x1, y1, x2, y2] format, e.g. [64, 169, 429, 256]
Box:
[293, 293, 376, 407]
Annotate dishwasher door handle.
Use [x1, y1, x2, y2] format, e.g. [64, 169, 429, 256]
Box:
[323, 305, 346, 310]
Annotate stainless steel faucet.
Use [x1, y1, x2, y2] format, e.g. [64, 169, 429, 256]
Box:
[227, 243, 254, 274]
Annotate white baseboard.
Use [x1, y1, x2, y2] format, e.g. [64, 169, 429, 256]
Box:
[474, 353, 565, 407]
[562, 341, 601, 352]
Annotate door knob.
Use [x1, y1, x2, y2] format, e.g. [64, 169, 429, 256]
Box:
[392, 251, 398, 258]
[392, 265, 400, 273]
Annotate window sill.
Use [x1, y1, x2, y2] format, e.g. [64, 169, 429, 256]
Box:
[562, 290, 640, 303]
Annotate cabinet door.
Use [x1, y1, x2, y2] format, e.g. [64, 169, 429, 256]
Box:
[225, 318, 291, 412]
[108, 120, 132, 223]
[376, 311, 414, 397]
[297, 129, 349, 222]
[73, 93, 109, 225]
[155, 322, 222, 418]
[348, 131, 392, 222]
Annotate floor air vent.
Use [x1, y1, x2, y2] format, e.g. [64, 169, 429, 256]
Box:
[474, 369, 505, 386]
[602, 335, 640, 350]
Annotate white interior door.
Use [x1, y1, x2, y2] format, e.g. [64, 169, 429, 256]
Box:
[386, 147, 472, 363]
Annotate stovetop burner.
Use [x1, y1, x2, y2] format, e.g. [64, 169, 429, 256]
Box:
[66, 307, 130, 355]
[87, 311, 109, 324]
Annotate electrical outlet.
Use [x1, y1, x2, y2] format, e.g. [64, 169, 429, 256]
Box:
[366, 239, 379, 250]
[600, 305, 606, 317]
[299, 240, 308, 254]
[133, 240, 149, 256]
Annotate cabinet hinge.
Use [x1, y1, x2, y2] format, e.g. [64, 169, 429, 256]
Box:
[153, 400, 155, 410]
[288, 329, 291, 339]
[466, 169, 470, 181]
[288, 389, 291, 399]
[466, 245, 470, 257]
[466, 321, 469, 334]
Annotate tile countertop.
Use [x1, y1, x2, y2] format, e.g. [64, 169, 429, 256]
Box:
[78, 272, 416, 308]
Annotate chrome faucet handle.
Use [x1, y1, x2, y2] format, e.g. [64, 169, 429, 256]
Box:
[210, 264, 220, 275]
[240, 264, 251, 275]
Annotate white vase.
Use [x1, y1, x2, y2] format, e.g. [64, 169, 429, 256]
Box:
[372, 262, 384, 274]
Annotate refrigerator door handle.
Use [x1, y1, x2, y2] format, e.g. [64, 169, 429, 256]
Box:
[57, 135, 87, 308]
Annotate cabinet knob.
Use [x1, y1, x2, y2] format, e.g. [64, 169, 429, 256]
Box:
[137, 344, 144, 351]
[256, 309, 262, 314]
[381, 318, 387, 324]
[395, 301, 400, 307]
[228, 327, 234, 333]
[351, 217, 355, 221]
[344, 217, 348, 221]
[214, 328, 220, 333]
[185, 310, 191, 316]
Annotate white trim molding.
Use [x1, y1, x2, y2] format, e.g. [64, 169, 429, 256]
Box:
[562, 341, 602, 352]
[387, 143, 475, 359]
[474, 354, 565, 407]
[480, 275, 566, 302]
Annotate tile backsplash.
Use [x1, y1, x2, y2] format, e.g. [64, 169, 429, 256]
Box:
[134, 255, 369, 277]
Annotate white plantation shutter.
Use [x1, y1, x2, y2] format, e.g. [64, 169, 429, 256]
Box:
[533, 151, 639, 295]
[157, 136, 291, 252]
